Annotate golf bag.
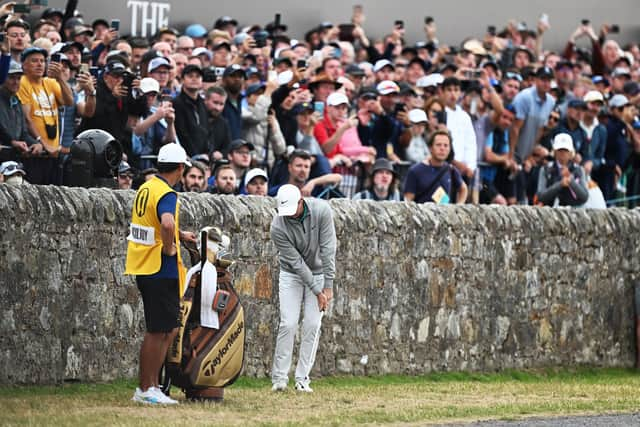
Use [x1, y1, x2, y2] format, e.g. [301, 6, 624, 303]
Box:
[162, 229, 245, 401]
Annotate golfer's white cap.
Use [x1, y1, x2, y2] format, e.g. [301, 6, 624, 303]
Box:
[276, 184, 301, 216]
[157, 143, 192, 166]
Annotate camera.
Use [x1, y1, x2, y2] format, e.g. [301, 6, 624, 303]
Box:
[202, 66, 217, 83]
[122, 71, 135, 89]
[394, 20, 404, 29]
[253, 30, 269, 48]
[487, 25, 496, 36]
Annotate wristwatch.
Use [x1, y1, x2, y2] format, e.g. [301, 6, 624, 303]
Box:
[88, 89, 97, 97]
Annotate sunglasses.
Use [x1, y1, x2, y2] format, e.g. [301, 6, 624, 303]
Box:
[504, 72, 523, 82]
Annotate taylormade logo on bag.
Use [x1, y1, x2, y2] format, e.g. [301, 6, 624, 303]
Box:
[202, 321, 244, 377]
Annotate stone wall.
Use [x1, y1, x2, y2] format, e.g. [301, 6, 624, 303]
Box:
[1, 185, 638, 385]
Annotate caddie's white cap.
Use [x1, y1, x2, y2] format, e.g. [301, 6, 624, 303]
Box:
[244, 167, 268, 187]
[157, 143, 192, 166]
[552, 133, 574, 153]
[276, 184, 301, 216]
[326, 91, 349, 106]
[408, 109, 428, 123]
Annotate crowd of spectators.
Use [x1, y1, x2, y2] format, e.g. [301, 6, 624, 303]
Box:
[0, 2, 639, 208]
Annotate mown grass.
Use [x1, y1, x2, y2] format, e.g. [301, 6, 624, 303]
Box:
[0, 368, 638, 426]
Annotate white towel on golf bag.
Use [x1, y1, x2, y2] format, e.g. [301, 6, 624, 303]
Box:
[184, 264, 201, 298]
[200, 260, 219, 329]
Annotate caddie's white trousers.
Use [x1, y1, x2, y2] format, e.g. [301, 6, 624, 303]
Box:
[271, 270, 323, 384]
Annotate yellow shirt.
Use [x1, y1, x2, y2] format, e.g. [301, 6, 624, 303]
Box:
[17, 76, 63, 148]
[125, 176, 186, 295]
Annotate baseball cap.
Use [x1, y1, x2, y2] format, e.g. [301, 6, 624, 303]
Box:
[91, 18, 109, 29]
[623, 81, 640, 97]
[212, 41, 232, 51]
[157, 143, 192, 166]
[612, 67, 631, 78]
[182, 64, 203, 78]
[0, 161, 25, 176]
[7, 61, 22, 75]
[192, 47, 212, 59]
[583, 90, 604, 103]
[148, 57, 171, 73]
[416, 73, 444, 88]
[535, 66, 554, 79]
[223, 64, 246, 78]
[185, 23, 207, 38]
[552, 133, 574, 153]
[567, 99, 586, 109]
[276, 184, 302, 216]
[609, 94, 630, 109]
[376, 80, 400, 95]
[41, 8, 64, 20]
[291, 102, 314, 115]
[229, 139, 255, 152]
[20, 47, 48, 63]
[118, 161, 132, 174]
[71, 25, 93, 38]
[139, 77, 160, 94]
[326, 92, 349, 106]
[345, 64, 365, 77]
[408, 109, 428, 124]
[60, 41, 84, 54]
[214, 16, 238, 29]
[245, 82, 266, 96]
[244, 168, 268, 187]
[104, 61, 126, 75]
[592, 75, 610, 86]
[373, 59, 395, 73]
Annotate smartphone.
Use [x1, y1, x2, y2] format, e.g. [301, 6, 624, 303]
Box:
[610, 24, 620, 34]
[435, 110, 447, 125]
[160, 88, 172, 103]
[425, 16, 434, 25]
[50, 53, 61, 63]
[13, 4, 31, 13]
[487, 25, 496, 36]
[0, 33, 6, 43]
[79, 63, 89, 74]
[393, 102, 405, 114]
[89, 66, 100, 78]
[338, 24, 355, 42]
[394, 20, 404, 29]
[202, 66, 217, 82]
[313, 101, 324, 115]
[539, 13, 549, 27]
[296, 59, 307, 69]
[110, 19, 120, 31]
[274, 13, 281, 29]
[581, 19, 590, 26]
[32, 0, 49, 5]
[214, 67, 225, 77]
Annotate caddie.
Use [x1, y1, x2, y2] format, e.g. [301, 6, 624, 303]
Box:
[125, 143, 196, 405]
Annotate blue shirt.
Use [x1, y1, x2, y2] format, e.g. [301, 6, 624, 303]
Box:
[513, 86, 555, 162]
[147, 175, 178, 279]
[403, 162, 463, 204]
[480, 128, 510, 183]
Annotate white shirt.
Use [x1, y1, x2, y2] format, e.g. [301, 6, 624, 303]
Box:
[446, 105, 477, 171]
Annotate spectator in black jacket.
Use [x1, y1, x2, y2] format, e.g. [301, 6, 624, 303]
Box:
[221, 64, 245, 140]
[78, 61, 138, 156]
[204, 85, 232, 160]
[173, 64, 209, 157]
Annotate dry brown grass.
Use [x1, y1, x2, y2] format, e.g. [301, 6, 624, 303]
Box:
[1, 369, 639, 426]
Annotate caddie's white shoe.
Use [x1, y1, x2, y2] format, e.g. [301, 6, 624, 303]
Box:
[149, 387, 178, 404]
[271, 381, 287, 392]
[295, 381, 313, 393]
[132, 387, 178, 405]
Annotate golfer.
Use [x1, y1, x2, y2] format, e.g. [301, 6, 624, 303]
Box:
[270, 184, 337, 392]
[125, 143, 196, 404]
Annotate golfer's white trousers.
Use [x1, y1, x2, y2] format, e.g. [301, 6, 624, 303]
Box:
[271, 270, 323, 384]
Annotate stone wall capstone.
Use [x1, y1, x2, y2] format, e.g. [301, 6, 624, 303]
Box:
[0, 185, 638, 385]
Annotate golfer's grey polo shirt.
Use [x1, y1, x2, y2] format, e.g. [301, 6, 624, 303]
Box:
[512, 86, 555, 162]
